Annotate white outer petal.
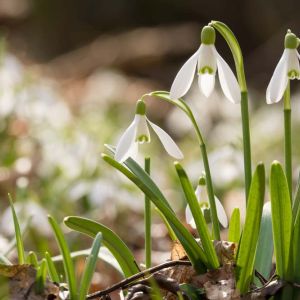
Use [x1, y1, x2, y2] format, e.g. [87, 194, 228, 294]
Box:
[197, 44, 217, 74]
[215, 48, 241, 103]
[198, 73, 215, 97]
[215, 196, 228, 228]
[170, 48, 200, 99]
[115, 116, 138, 162]
[147, 119, 184, 159]
[266, 50, 289, 104]
[185, 205, 196, 228]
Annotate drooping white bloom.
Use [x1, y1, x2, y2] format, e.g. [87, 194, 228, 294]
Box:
[185, 177, 228, 228]
[266, 30, 300, 104]
[115, 100, 183, 163]
[170, 26, 240, 104]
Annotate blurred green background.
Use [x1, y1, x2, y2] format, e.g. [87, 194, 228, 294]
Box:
[0, 0, 300, 293]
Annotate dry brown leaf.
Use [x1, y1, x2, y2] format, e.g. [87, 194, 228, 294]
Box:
[0, 264, 59, 300]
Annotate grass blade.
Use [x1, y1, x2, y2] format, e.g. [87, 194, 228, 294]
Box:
[26, 251, 39, 268]
[79, 232, 102, 300]
[254, 202, 273, 286]
[48, 215, 77, 300]
[174, 162, 219, 269]
[51, 248, 123, 275]
[45, 252, 60, 283]
[35, 258, 47, 294]
[64, 216, 140, 277]
[228, 208, 240, 243]
[102, 153, 207, 273]
[292, 172, 300, 223]
[8, 194, 25, 265]
[270, 161, 292, 280]
[236, 163, 265, 294]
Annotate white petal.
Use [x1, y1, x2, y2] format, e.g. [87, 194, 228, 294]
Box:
[198, 73, 215, 97]
[135, 115, 150, 143]
[286, 49, 300, 79]
[215, 196, 228, 228]
[185, 205, 196, 228]
[147, 119, 184, 159]
[215, 49, 241, 104]
[197, 44, 217, 74]
[115, 117, 137, 162]
[126, 141, 139, 161]
[170, 48, 200, 99]
[266, 50, 289, 104]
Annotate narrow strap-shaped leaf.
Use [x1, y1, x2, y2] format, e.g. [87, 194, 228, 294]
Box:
[102, 154, 207, 273]
[236, 163, 265, 294]
[228, 208, 240, 243]
[8, 194, 25, 265]
[26, 251, 39, 268]
[64, 217, 140, 277]
[175, 162, 219, 269]
[35, 258, 47, 294]
[254, 202, 273, 286]
[293, 206, 300, 283]
[45, 252, 60, 283]
[79, 233, 102, 300]
[105, 144, 173, 212]
[51, 248, 123, 275]
[270, 161, 292, 279]
[48, 215, 77, 300]
[292, 172, 300, 223]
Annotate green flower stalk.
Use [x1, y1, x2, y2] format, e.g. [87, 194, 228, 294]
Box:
[266, 30, 300, 200]
[210, 21, 252, 203]
[144, 157, 152, 268]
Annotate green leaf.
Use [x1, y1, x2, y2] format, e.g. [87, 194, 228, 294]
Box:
[236, 163, 265, 294]
[254, 202, 273, 286]
[293, 206, 300, 283]
[0, 254, 11, 265]
[51, 248, 123, 275]
[48, 215, 77, 300]
[180, 283, 205, 300]
[102, 153, 207, 273]
[35, 258, 47, 294]
[64, 216, 140, 277]
[210, 21, 246, 91]
[8, 194, 25, 265]
[174, 162, 219, 269]
[79, 233, 102, 300]
[270, 161, 292, 280]
[45, 252, 60, 283]
[292, 172, 300, 223]
[26, 251, 39, 268]
[228, 208, 240, 244]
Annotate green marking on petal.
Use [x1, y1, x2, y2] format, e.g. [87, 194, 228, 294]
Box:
[198, 66, 214, 74]
[288, 69, 300, 79]
[199, 202, 210, 209]
[136, 135, 150, 143]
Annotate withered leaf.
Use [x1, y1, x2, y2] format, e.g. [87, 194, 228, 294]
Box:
[0, 264, 59, 300]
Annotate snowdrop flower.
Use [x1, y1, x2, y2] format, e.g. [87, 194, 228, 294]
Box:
[267, 30, 300, 104]
[170, 26, 240, 104]
[185, 176, 228, 228]
[115, 100, 183, 163]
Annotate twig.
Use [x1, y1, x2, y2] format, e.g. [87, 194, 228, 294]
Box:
[86, 260, 191, 299]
